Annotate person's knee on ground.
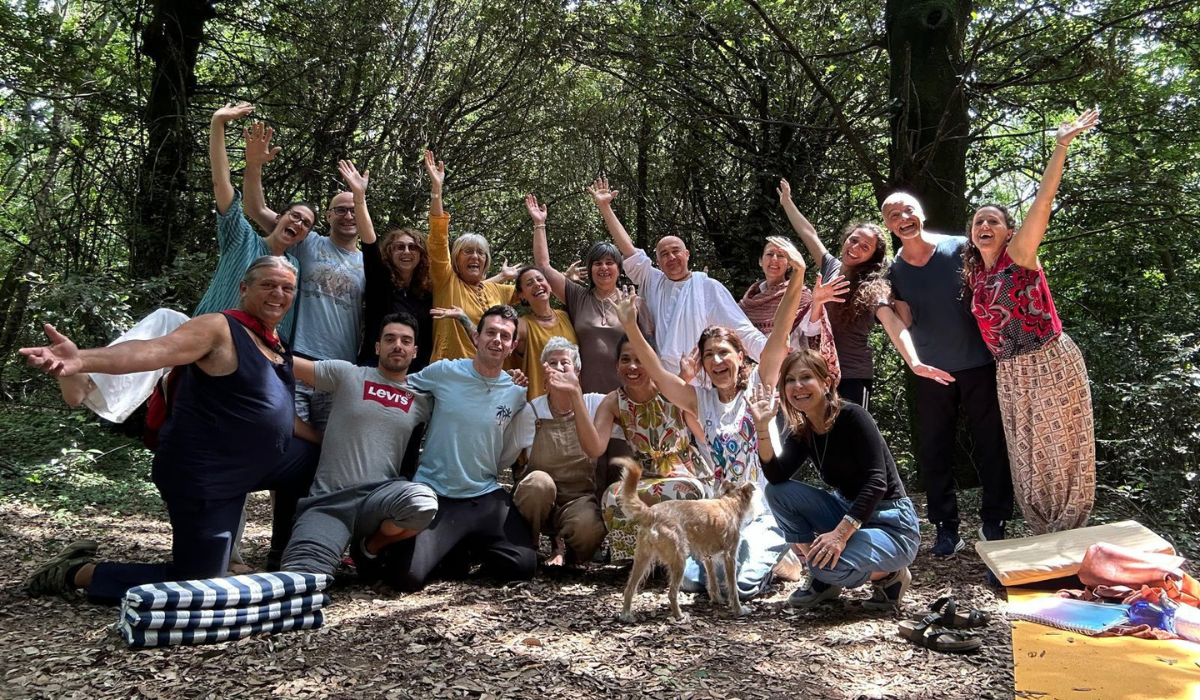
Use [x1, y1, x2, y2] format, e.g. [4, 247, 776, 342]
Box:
[556, 496, 606, 562]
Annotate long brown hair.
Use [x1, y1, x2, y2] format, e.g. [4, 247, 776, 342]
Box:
[698, 326, 755, 394]
[838, 222, 891, 322]
[960, 203, 1017, 294]
[777, 349, 841, 440]
[382, 228, 432, 298]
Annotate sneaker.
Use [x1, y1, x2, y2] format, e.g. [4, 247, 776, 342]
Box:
[24, 540, 99, 596]
[863, 567, 911, 611]
[978, 521, 1006, 542]
[931, 522, 965, 556]
[787, 578, 843, 608]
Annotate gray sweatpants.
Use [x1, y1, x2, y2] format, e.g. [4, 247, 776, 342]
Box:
[281, 479, 438, 577]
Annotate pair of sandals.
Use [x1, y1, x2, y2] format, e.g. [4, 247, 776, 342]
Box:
[898, 596, 990, 653]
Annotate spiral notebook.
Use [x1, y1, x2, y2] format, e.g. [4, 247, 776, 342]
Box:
[1008, 596, 1130, 635]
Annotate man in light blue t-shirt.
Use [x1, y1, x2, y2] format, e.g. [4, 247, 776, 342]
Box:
[382, 305, 536, 592]
[245, 136, 371, 435]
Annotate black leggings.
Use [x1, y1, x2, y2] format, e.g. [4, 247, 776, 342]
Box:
[381, 489, 536, 592]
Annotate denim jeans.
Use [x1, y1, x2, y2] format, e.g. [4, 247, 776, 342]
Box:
[681, 507, 790, 601]
[765, 481, 920, 589]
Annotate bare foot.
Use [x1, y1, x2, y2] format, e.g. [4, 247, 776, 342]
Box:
[543, 537, 567, 567]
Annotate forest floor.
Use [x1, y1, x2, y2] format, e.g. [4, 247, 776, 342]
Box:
[0, 406, 1016, 700]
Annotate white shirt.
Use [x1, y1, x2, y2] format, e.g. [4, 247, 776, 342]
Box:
[624, 249, 767, 373]
[508, 393, 621, 455]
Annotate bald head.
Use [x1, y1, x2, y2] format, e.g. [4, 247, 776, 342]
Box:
[326, 190, 357, 241]
[881, 192, 926, 240]
[655, 236, 691, 281]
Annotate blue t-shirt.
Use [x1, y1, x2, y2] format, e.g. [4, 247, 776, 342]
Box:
[407, 359, 527, 498]
[887, 235, 993, 373]
[291, 234, 365, 361]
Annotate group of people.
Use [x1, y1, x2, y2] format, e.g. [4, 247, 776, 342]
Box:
[19, 101, 1100, 616]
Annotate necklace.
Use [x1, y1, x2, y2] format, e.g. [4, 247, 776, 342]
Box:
[594, 289, 616, 327]
[532, 309, 556, 323]
[810, 427, 830, 472]
[476, 366, 502, 394]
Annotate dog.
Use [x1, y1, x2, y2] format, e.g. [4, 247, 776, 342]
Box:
[615, 458, 759, 623]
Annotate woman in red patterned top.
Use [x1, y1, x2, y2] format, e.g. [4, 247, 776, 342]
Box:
[962, 108, 1099, 535]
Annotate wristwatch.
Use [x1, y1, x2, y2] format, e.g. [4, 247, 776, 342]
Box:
[842, 514, 862, 530]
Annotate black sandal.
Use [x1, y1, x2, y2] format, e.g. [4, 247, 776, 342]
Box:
[898, 614, 982, 653]
[920, 596, 990, 629]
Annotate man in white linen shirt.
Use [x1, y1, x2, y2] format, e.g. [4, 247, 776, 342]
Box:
[586, 178, 766, 374]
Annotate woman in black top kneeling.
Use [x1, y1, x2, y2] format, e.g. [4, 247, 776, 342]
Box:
[749, 349, 920, 609]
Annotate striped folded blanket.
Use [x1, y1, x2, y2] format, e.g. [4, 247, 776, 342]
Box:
[117, 611, 324, 648]
[121, 572, 332, 611]
[121, 592, 330, 631]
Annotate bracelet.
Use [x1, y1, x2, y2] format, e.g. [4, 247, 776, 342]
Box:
[842, 514, 862, 530]
[430, 193, 442, 200]
[532, 224, 546, 229]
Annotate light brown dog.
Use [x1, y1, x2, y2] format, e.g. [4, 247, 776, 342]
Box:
[616, 458, 759, 623]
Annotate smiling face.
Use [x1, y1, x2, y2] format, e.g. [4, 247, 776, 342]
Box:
[475, 314, 517, 366]
[542, 349, 578, 384]
[590, 255, 620, 293]
[240, 266, 297, 329]
[970, 206, 1014, 257]
[518, 268, 551, 307]
[616, 340, 652, 391]
[781, 360, 833, 418]
[882, 194, 925, 241]
[655, 236, 691, 281]
[389, 232, 422, 277]
[454, 245, 488, 286]
[701, 336, 744, 393]
[840, 226, 880, 266]
[269, 205, 315, 248]
[376, 321, 416, 374]
[326, 191, 357, 241]
[759, 242, 789, 286]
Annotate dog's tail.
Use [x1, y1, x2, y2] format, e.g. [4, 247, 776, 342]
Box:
[616, 458, 651, 524]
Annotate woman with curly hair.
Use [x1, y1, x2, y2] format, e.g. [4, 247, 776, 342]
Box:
[605, 243, 840, 598]
[360, 227, 434, 371]
[961, 109, 1099, 534]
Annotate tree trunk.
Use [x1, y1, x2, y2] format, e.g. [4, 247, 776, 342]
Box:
[885, 0, 971, 235]
[130, 0, 216, 279]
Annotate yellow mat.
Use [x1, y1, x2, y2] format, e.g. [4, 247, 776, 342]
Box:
[1010, 588, 1200, 699]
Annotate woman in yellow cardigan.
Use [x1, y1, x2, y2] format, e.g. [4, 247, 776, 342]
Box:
[424, 150, 517, 362]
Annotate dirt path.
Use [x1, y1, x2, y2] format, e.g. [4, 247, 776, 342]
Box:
[2, 495, 1013, 700]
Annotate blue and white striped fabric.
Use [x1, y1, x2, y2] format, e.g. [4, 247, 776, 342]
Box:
[121, 593, 329, 631]
[121, 572, 332, 611]
[117, 611, 324, 648]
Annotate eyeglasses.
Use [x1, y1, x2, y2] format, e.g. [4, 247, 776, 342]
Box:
[331, 206, 356, 218]
[392, 243, 421, 253]
[285, 210, 314, 230]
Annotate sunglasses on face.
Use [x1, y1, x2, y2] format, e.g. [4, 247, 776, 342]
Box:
[392, 243, 421, 253]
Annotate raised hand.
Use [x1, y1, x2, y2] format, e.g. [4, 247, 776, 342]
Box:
[586, 177, 618, 207]
[338, 160, 369, 196]
[19, 324, 84, 377]
[430, 306, 468, 322]
[423, 150, 445, 190]
[497, 257, 522, 282]
[679, 348, 701, 384]
[243, 122, 281, 167]
[506, 369, 529, 388]
[564, 260, 587, 285]
[546, 364, 582, 395]
[912, 363, 956, 386]
[811, 272, 849, 307]
[747, 382, 778, 429]
[767, 235, 806, 274]
[1055, 107, 1100, 148]
[525, 194, 547, 226]
[776, 178, 793, 206]
[610, 286, 640, 327]
[213, 101, 254, 124]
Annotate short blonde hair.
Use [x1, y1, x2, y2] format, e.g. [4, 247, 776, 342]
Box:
[880, 192, 926, 222]
[450, 233, 491, 278]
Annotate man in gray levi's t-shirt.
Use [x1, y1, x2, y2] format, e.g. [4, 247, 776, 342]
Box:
[280, 312, 438, 578]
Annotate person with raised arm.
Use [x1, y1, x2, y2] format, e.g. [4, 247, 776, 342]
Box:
[610, 239, 829, 598]
[21, 257, 319, 602]
[882, 190, 1013, 557]
[244, 124, 371, 433]
[419, 151, 518, 362]
[962, 109, 1100, 535]
[587, 178, 765, 374]
[779, 179, 952, 409]
[750, 349, 920, 610]
[508, 265, 578, 400]
[738, 235, 843, 387]
[359, 225, 434, 372]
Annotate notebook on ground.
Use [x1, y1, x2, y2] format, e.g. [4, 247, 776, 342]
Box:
[976, 520, 1175, 586]
[1008, 596, 1129, 635]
